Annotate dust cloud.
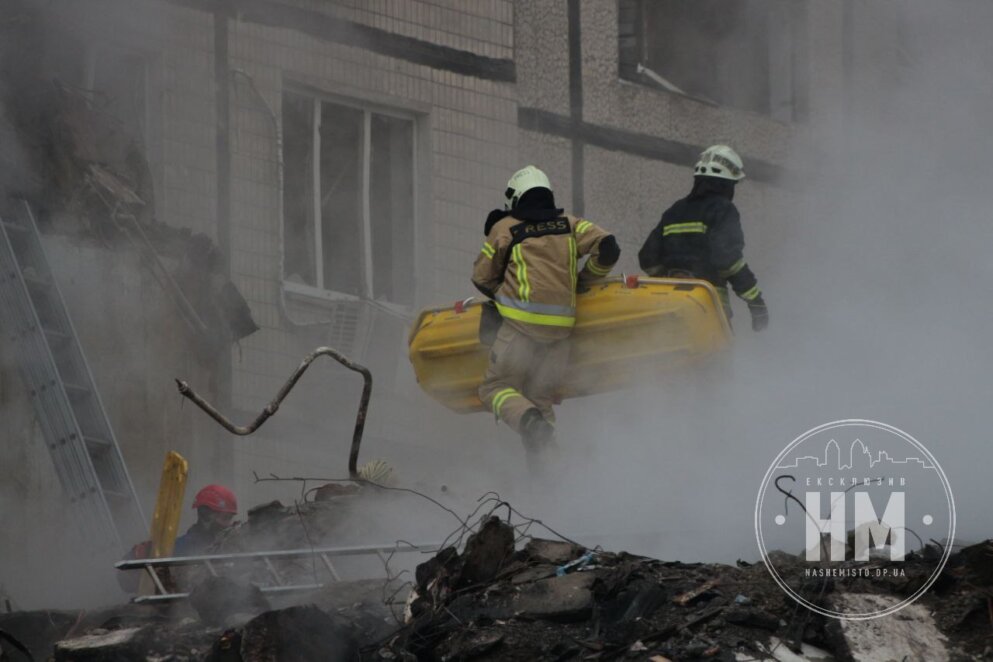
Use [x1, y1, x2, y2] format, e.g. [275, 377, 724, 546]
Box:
[513, 0, 993, 563]
[3, 0, 993, 612]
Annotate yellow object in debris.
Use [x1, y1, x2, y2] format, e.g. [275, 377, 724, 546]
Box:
[408, 277, 732, 413]
[138, 451, 188, 595]
[149, 451, 189, 558]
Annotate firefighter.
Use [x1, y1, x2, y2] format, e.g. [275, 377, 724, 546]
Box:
[472, 166, 620, 458]
[638, 144, 769, 331]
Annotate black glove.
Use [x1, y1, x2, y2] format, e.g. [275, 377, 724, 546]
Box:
[484, 209, 506, 235]
[748, 296, 769, 332]
[478, 300, 503, 346]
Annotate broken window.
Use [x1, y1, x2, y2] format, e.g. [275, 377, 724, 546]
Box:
[618, 0, 802, 121]
[282, 91, 415, 305]
[78, 46, 159, 204]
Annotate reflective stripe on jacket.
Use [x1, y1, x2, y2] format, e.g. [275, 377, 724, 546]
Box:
[472, 214, 614, 340]
[637, 193, 762, 303]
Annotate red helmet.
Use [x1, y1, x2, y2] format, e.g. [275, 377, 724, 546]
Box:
[192, 484, 238, 514]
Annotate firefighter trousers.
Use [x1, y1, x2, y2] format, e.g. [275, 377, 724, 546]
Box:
[478, 323, 571, 433]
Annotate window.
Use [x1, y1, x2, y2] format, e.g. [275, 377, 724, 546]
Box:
[282, 91, 416, 305]
[619, 0, 801, 121]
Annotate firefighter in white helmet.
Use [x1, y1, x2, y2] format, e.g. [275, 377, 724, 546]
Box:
[472, 166, 620, 461]
[638, 145, 768, 331]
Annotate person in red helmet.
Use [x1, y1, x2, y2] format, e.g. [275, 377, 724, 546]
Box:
[173, 484, 238, 556]
[118, 485, 239, 594]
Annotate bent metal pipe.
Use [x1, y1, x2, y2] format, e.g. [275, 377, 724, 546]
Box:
[175, 346, 372, 477]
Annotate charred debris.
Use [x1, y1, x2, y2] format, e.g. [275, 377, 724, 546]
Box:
[1, 494, 991, 661]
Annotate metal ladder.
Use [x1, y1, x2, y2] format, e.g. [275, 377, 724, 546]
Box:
[115, 542, 439, 603]
[0, 200, 146, 550]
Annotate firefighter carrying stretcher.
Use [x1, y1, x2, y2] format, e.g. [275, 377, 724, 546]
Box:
[638, 144, 769, 332]
[472, 166, 620, 461]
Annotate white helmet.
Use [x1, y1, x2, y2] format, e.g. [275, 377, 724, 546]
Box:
[693, 144, 745, 181]
[505, 165, 552, 209]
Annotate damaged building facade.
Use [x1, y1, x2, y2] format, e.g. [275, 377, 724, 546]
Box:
[0, 0, 907, 607]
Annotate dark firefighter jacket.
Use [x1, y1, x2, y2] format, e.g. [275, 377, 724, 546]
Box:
[638, 177, 762, 306]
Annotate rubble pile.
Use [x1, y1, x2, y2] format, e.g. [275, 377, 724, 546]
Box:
[0, 578, 396, 662]
[211, 487, 364, 555]
[384, 516, 803, 661]
[380, 519, 993, 661]
[2, 504, 993, 661]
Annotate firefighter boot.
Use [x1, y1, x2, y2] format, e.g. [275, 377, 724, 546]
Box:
[520, 408, 557, 479]
[520, 408, 554, 450]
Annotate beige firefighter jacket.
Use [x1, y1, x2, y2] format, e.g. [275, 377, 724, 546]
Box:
[472, 213, 615, 341]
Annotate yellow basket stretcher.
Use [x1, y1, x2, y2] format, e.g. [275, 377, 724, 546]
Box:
[408, 276, 733, 413]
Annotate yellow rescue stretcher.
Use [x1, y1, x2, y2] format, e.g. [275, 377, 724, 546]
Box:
[408, 276, 733, 413]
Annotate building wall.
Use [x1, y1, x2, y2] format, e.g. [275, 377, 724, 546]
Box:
[579, 2, 796, 161]
[517, 0, 802, 278]
[45, 0, 219, 239]
[217, 1, 521, 502]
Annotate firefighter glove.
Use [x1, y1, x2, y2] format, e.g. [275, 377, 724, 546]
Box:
[748, 297, 769, 332]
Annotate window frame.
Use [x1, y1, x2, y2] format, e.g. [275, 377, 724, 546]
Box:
[281, 86, 420, 308]
[617, 0, 806, 123]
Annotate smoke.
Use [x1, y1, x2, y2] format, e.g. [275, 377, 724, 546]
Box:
[762, 0, 993, 549]
[0, 0, 208, 610]
[5, 0, 993, 612]
[511, 0, 993, 562]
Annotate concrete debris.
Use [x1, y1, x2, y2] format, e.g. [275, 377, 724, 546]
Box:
[379, 529, 993, 660]
[735, 636, 835, 661]
[387, 520, 807, 660]
[53, 626, 147, 661]
[449, 571, 597, 623]
[522, 539, 585, 566]
[723, 605, 781, 631]
[435, 629, 503, 661]
[237, 606, 358, 662]
[0, 611, 76, 660]
[52, 619, 218, 661]
[6, 510, 993, 660]
[189, 578, 271, 629]
[958, 539, 993, 585]
[458, 516, 515, 586]
[0, 628, 34, 662]
[826, 594, 950, 662]
[311, 484, 362, 502]
[27, 584, 382, 662]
